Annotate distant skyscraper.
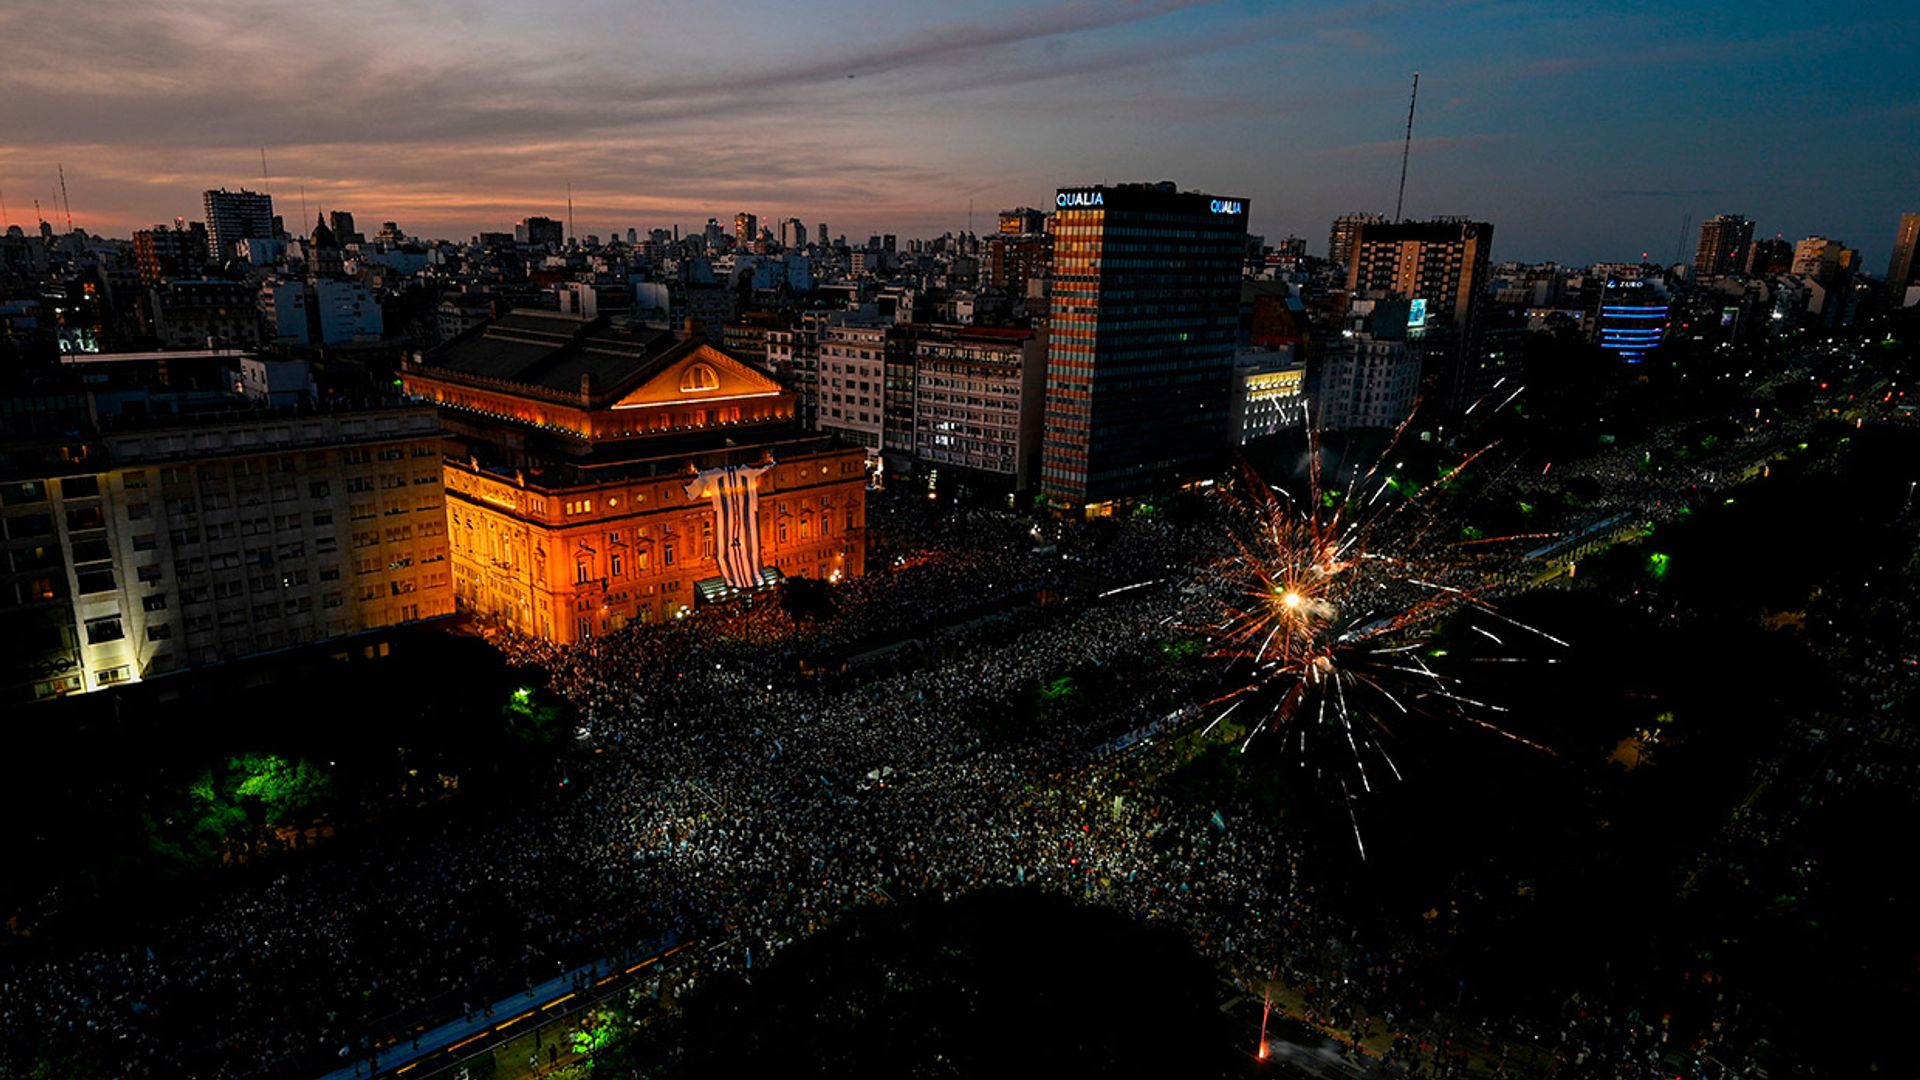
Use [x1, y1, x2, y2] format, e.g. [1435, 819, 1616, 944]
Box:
[1693, 214, 1754, 280]
[1886, 212, 1920, 293]
[1040, 181, 1247, 508]
[328, 209, 358, 245]
[515, 216, 563, 249]
[998, 207, 1046, 235]
[817, 222, 829, 247]
[1345, 217, 1494, 407]
[792, 219, 808, 248]
[734, 212, 757, 247]
[1328, 212, 1384, 266]
[202, 188, 274, 261]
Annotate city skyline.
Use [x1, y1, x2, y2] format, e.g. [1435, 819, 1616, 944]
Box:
[2, 0, 1916, 267]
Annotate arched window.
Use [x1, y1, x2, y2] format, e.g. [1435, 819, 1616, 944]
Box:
[680, 363, 719, 392]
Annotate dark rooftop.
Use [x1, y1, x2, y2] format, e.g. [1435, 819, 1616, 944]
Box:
[418, 309, 693, 400]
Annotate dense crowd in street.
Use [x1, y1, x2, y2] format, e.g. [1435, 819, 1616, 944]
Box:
[0, 488, 1806, 1080]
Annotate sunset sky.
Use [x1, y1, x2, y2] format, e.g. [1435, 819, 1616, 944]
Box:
[2, 0, 1916, 266]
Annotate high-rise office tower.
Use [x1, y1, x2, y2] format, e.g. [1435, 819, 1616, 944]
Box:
[202, 188, 274, 261]
[734, 212, 758, 247]
[1886, 212, 1920, 294]
[1040, 181, 1247, 508]
[1329, 212, 1384, 266]
[1693, 214, 1755, 280]
[1345, 217, 1494, 407]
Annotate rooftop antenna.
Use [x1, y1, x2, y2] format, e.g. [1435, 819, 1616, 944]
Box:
[34, 198, 43, 230]
[0, 186, 9, 229]
[300, 184, 309, 228]
[567, 182, 575, 245]
[1395, 72, 1419, 223]
[968, 197, 973, 235]
[58, 164, 75, 232]
[1675, 212, 1692, 269]
[259, 148, 271, 195]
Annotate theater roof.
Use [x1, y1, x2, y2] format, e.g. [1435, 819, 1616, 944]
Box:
[416, 309, 701, 403]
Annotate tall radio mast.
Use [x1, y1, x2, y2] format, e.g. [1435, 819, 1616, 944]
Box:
[1395, 72, 1420, 222]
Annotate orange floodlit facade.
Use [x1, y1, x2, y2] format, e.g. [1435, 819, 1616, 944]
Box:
[404, 311, 867, 644]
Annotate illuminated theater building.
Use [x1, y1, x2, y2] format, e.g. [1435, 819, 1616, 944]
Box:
[403, 310, 866, 644]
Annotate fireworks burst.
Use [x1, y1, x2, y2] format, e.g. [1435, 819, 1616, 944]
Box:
[1192, 417, 1567, 858]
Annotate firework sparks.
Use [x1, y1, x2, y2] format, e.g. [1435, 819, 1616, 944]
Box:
[1192, 425, 1567, 856]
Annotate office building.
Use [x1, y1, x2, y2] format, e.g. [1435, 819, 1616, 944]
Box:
[722, 311, 791, 372]
[1745, 237, 1793, 277]
[1886, 212, 1920, 294]
[1792, 236, 1857, 280]
[328, 210, 362, 246]
[1317, 299, 1425, 431]
[1693, 214, 1755, 280]
[815, 317, 894, 451]
[1040, 181, 1247, 509]
[1229, 356, 1308, 444]
[202, 188, 275, 262]
[133, 224, 208, 286]
[998, 207, 1047, 235]
[1329, 212, 1385, 267]
[1596, 277, 1670, 363]
[905, 325, 1046, 491]
[2, 401, 453, 703]
[147, 280, 265, 349]
[987, 233, 1052, 308]
[515, 216, 564, 249]
[402, 311, 866, 643]
[734, 213, 758, 249]
[1345, 217, 1494, 409]
[257, 278, 381, 346]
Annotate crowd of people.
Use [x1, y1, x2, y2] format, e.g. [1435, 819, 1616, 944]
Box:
[0, 492, 1783, 1080]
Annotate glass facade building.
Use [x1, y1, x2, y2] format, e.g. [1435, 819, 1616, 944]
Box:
[1040, 182, 1247, 508]
[1598, 278, 1670, 363]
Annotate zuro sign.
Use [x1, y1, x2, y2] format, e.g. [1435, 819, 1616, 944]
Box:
[1057, 191, 1105, 208]
[1209, 199, 1244, 214]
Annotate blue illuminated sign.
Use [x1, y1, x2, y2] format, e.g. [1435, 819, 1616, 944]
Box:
[1407, 298, 1428, 329]
[1057, 191, 1105, 208]
[1209, 198, 1244, 215]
